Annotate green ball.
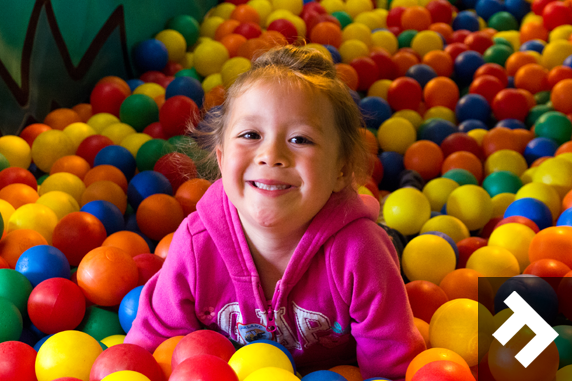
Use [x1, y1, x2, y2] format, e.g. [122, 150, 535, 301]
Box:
[554, 325, 572, 369]
[37, 173, 49, 186]
[174, 68, 203, 82]
[482, 171, 523, 197]
[331, 11, 353, 29]
[488, 12, 519, 31]
[76, 306, 125, 341]
[136, 139, 175, 172]
[0, 153, 9, 172]
[442, 168, 478, 186]
[493, 37, 514, 50]
[0, 297, 22, 343]
[166, 15, 200, 47]
[526, 104, 553, 128]
[534, 91, 551, 105]
[535, 111, 572, 145]
[483, 44, 513, 66]
[119, 94, 159, 132]
[0, 269, 33, 317]
[398, 29, 418, 49]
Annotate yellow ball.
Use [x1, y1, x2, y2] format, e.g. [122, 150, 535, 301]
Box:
[63, 122, 97, 151]
[520, 167, 537, 184]
[402, 234, 457, 284]
[342, 23, 372, 47]
[354, 11, 385, 30]
[446, 184, 493, 231]
[120, 133, 152, 158]
[339, 39, 370, 63]
[155, 29, 187, 63]
[367, 79, 392, 100]
[0, 135, 32, 169]
[420, 215, 470, 243]
[228, 343, 294, 380]
[466, 246, 520, 278]
[39, 172, 86, 205]
[248, 0, 273, 26]
[202, 73, 223, 93]
[210, 2, 236, 19]
[515, 182, 561, 221]
[556, 365, 572, 381]
[423, 107, 456, 123]
[320, 0, 347, 13]
[391, 0, 418, 8]
[36, 191, 80, 221]
[200, 16, 225, 40]
[371, 30, 398, 54]
[133, 83, 165, 99]
[180, 52, 194, 69]
[272, 0, 303, 15]
[101, 334, 126, 348]
[532, 157, 572, 199]
[393, 109, 423, 130]
[346, 0, 374, 18]
[0, 199, 15, 226]
[7, 203, 58, 245]
[31, 130, 75, 173]
[491, 192, 515, 218]
[376, 117, 416, 154]
[102, 371, 151, 381]
[383, 187, 431, 235]
[284, 14, 306, 37]
[488, 222, 535, 272]
[373, 8, 389, 24]
[411, 30, 444, 58]
[494, 30, 520, 52]
[542, 40, 572, 69]
[221, 57, 252, 88]
[467, 128, 488, 146]
[265, 10, 295, 28]
[36, 330, 103, 381]
[193, 40, 230, 77]
[244, 367, 299, 381]
[101, 123, 137, 145]
[522, 12, 543, 25]
[423, 177, 460, 212]
[429, 299, 494, 367]
[87, 113, 120, 133]
[549, 25, 572, 42]
[484, 149, 528, 177]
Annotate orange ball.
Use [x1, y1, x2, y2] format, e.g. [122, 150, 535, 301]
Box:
[429, 23, 453, 43]
[422, 50, 453, 77]
[482, 127, 525, 157]
[404, 140, 444, 181]
[237, 37, 270, 60]
[175, 178, 212, 216]
[0, 229, 48, 268]
[102, 230, 150, 257]
[547, 65, 572, 89]
[413, 317, 430, 349]
[441, 151, 483, 183]
[393, 50, 420, 78]
[203, 85, 227, 111]
[83, 164, 128, 193]
[43, 108, 83, 130]
[80, 180, 127, 214]
[329, 365, 363, 381]
[220, 33, 247, 57]
[514, 63, 549, 94]
[153, 336, 184, 380]
[524, 259, 571, 292]
[230, 4, 260, 25]
[77, 246, 139, 306]
[335, 63, 359, 91]
[310, 22, 343, 48]
[519, 21, 548, 43]
[439, 268, 483, 302]
[72, 103, 93, 123]
[215, 19, 241, 41]
[0, 183, 38, 209]
[529, 226, 572, 268]
[361, 128, 380, 156]
[551, 78, 572, 114]
[406, 348, 471, 381]
[155, 232, 174, 260]
[423, 76, 459, 110]
[563, 188, 572, 210]
[50, 155, 91, 180]
[401, 6, 432, 31]
[505, 52, 538, 77]
[259, 30, 289, 47]
[136, 194, 184, 241]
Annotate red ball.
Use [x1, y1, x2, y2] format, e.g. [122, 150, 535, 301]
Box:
[440, 132, 483, 159]
[162, 62, 183, 77]
[524, 259, 571, 292]
[234, 22, 262, 39]
[28, 278, 86, 334]
[301, 1, 327, 18]
[405, 280, 448, 323]
[370, 48, 397, 80]
[90, 83, 128, 117]
[492, 88, 530, 122]
[0, 167, 37, 191]
[456, 237, 488, 268]
[444, 42, 469, 62]
[159, 96, 200, 138]
[89, 343, 165, 381]
[19, 123, 52, 148]
[76, 135, 114, 167]
[153, 152, 198, 192]
[469, 75, 505, 105]
[426, 0, 453, 24]
[450, 30, 471, 44]
[171, 330, 236, 370]
[479, 216, 503, 239]
[267, 19, 299, 44]
[387, 77, 422, 111]
[474, 62, 509, 86]
[495, 215, 540, 233]
[464, 31, 494, 55]
[542, 1, 572, 31]
[133, 253, 165, 286]
[0, 341, 37, 381]
[387, 6, 407, 28]
[157, 76, 175, 89]
[140, 71, 166, 84]
[52, 212, 108, 267]
[143, 122, 167, 140]
[349, 57, 380, 91]
[412, 360, 476, 381]
[170, 354, 239, 381]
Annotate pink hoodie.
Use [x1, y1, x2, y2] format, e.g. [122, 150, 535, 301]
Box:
[125, 179, 425, 380]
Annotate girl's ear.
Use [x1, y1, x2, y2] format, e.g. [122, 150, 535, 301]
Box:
[333, 163, 350, 192]
[215, 145, 223, 170]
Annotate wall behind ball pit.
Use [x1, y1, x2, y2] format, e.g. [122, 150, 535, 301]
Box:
[0, 0, 217, 136]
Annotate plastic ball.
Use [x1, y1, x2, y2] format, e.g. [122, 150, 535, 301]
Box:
[446, 185, 493, 231]
[423, 77, 459, 111]
[441, 151, 483, 184]
[403, 234, 457, 284]
[0, 183, 38, 210]
[455, 51, 485, 86]
[39, 172, 85, 205]
[101, 371, 151, 381]
[422, 178, 459, 212]
[171, 330, 236, 374]
[466, 246, 520, 280]
[0, 268, 32, 319]
[136, 193, 184, 241]
[516, 181, 561, 221]
[0, 229, 48, 268]
[229, 344, 294, 380]
[484, 149, 528, 177]
[158, 96, 199, 139]
[76, 134, 114, 167]
[0, 341, 37, 381]
[35, 330, 103, 381]
[387, 77, 423, 111]
[133, 39, 168, 73]
[455, 94, 490, 123]
[127, 170, 173, 210]
[551, 78, 572, 114]
[410, 31, 443, 59]
[383, 187, 431, 235]
[133, 254, 163, 286]
[118, 286, 143, 334]
[534, 111, 572, 146]
[80, 200, 125, 235]
[403, 140, 444, 181]
[77, 246, 138, 306]
[193, 40, 230, 77]
[489, 222, 536, 271]
[0, 135, 31, 169]
[20, 123, 52, 148]
[504, 196, 553, 230]
[411, 360, 476, 381]
[14, 244, 70, 287]
[301, 370, 347, 381]
[553, 326, 572, 369]
[90, 343, 164, 381]
[529, 226, 572, 268]
[482, 172, 521, 200]
[405, 280, 449, 323]
[524, 137, 558, 165]
[0, 297, 23, 342]
[168, 354, 237, 381]
[151, 336, 183, 380]
[405, 348, 472, 381]
[376, 117, 416, 154]
[524, 259, 570, 292]
[492, 88, 530, 122]
[75, 305, 124, 342]
[31, 130, 75, 173]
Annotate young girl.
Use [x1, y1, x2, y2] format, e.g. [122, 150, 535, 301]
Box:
[125, 45, 425, 380]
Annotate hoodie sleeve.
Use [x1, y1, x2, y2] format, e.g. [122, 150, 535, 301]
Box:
[124, 217, 201, 352]
[329, 219, 426, 381]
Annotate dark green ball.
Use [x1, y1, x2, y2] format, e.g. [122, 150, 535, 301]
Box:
[174, 68, 203, 82]
[0, 297, 23, 342]
[119, 94, 159, 132]
[483, 44, 513, 66]
[488, 12, 519, 31]
[535, 111, 572, 145]
[166, 15, 200, 47]
[398, 30, 418, 49]
[526, 104, 553, 128]
[76, 306, 125, 341]
[136, 139, 175, 172]
[443, 168, 478, 186]
[0, 269, 33, 317]
[331, 11, 353, 29]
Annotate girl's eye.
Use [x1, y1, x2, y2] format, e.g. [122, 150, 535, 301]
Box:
[290, 136, 313, 145]
[239, 132, 260, 139]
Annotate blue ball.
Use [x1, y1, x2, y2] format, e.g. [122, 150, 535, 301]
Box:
[557, 207, 572, 227]
[378, 151, 404, 191]
[476, 0, 505, 21]
[359, 96, 392, 130]
[324, 45, 342, 64]
[519, 40, 545, 54]
[507, 76, 515, 88]
[248, 339, 296, 373]
[452, 11, 480, 32]
[523, 137, 558, 165]
[494, 275, 558, 324]
[126, 79, 145, 92]
[15, 245, 70, 287]
[454, 51, 485, 86]
[405, 64, 438, 89]
[301, 370, 348, 381]
[505, 0, 530, 20]
[458, 119, 489, 133]
[504, 197, 553, 230]
[495, 118, 526, 130]
[119, 285, 144, 333]
[94, 145, 137, 180]
[81, 200, 125, 235]
[33, 333, 54, 352]
[127, 170, 173, 210]
[564, 54, 572, 69]
[421, 231, 459, 265]
[417, 119, 458, 145]
[133, 39, 168, 73]
[165, 76, 204, 108]
[456, 94, 491, 123]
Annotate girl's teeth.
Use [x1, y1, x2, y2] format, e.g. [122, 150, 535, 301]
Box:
[254, 182, 289, 190]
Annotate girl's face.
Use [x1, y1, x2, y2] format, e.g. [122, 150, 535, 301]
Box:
[216, 80, 347, 233]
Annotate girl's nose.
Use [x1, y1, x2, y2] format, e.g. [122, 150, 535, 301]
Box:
[255, 139, 290, 167]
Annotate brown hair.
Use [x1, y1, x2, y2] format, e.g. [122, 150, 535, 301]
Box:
[188, 45, 370, 188]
